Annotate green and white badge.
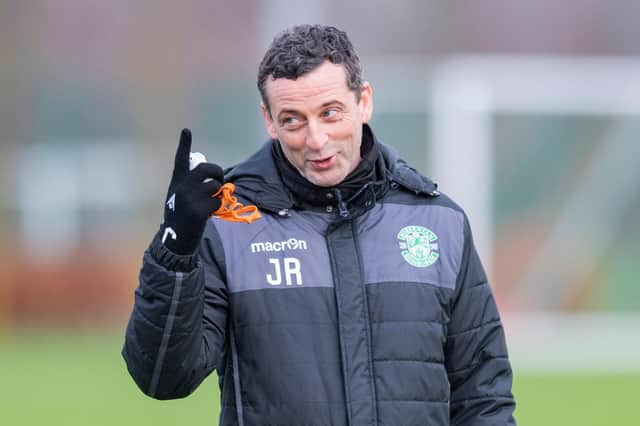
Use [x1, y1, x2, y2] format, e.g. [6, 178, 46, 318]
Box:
[397, 225, 439, 268]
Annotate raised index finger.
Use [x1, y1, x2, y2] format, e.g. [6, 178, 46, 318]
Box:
[173, 128, 193, 174]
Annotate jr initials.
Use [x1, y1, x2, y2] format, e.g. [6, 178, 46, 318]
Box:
[266, 257, 303, 286]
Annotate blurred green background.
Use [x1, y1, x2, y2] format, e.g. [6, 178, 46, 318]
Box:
[2, 1, 640, 424]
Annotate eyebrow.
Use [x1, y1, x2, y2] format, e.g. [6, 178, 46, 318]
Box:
[277, 100, 346, 120]
[321, 100, 345, 108]
[277, 109, 301, 120]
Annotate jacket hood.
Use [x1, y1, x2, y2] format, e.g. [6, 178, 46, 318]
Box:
[224, 126, 439, 213]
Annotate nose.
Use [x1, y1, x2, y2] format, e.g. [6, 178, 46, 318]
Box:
[305, 120, 328, 150]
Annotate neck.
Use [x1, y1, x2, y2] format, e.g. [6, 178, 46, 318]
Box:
[273, 124, 380, 207]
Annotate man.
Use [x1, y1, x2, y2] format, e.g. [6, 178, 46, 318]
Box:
[123, 24, 516, 425]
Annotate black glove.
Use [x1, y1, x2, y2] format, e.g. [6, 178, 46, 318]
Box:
[161, 128, 223, 255]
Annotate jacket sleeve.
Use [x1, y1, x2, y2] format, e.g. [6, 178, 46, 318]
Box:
[445, 216, 516, 425]
[122, 221, 229, 400]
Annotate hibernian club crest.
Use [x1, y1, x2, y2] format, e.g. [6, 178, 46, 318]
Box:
[397, 226, 439, 268]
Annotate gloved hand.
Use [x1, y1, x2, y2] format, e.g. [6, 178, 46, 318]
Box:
[161, 128, 224, 255]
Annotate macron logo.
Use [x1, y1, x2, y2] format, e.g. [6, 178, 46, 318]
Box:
[251, 238, 308, 253]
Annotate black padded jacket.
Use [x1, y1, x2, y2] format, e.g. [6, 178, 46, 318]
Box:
[123, 126, 516, 425]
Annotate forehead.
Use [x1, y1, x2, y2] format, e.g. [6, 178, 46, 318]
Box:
[264, 62, 352, 111]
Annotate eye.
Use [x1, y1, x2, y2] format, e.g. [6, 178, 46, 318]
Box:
[281, 116, 302, 129]
[322, 108, 340, 120]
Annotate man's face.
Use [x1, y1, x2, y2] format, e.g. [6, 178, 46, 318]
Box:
[261, 61, 373, 187]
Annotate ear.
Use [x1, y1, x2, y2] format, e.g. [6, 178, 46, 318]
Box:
[261, 102, 279, 140]
[358, 81, 373, 124]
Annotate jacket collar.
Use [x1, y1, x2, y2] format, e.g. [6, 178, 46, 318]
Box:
[224, 124, 439, 214]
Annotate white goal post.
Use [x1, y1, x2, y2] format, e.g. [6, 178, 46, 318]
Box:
[429, 54, 640, 279]
[428, 55, 640, 371]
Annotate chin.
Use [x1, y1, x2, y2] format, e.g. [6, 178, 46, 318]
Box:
[306, 173, 342, 188]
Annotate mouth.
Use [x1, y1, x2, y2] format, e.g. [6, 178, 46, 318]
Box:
[309, 155, 336, 170]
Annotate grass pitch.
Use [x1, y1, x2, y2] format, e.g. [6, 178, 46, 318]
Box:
[0, 329, 638, 425]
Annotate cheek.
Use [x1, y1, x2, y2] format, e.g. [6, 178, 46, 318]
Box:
[334, 122, 361, 156]
[278, 132, 306, 153]
[278, 134, 308, 167]
[330, 120, 358, 142]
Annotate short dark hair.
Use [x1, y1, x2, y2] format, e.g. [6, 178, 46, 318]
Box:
[257, 24, 363, 114]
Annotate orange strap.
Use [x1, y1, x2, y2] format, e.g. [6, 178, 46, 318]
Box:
[212, 183, 261, 223]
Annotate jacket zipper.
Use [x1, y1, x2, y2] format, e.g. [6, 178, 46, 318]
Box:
[351, 220, 379, 425]
[327, 229, 353, 424]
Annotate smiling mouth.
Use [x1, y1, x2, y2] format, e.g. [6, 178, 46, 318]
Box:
[309, 155, 336, 170]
